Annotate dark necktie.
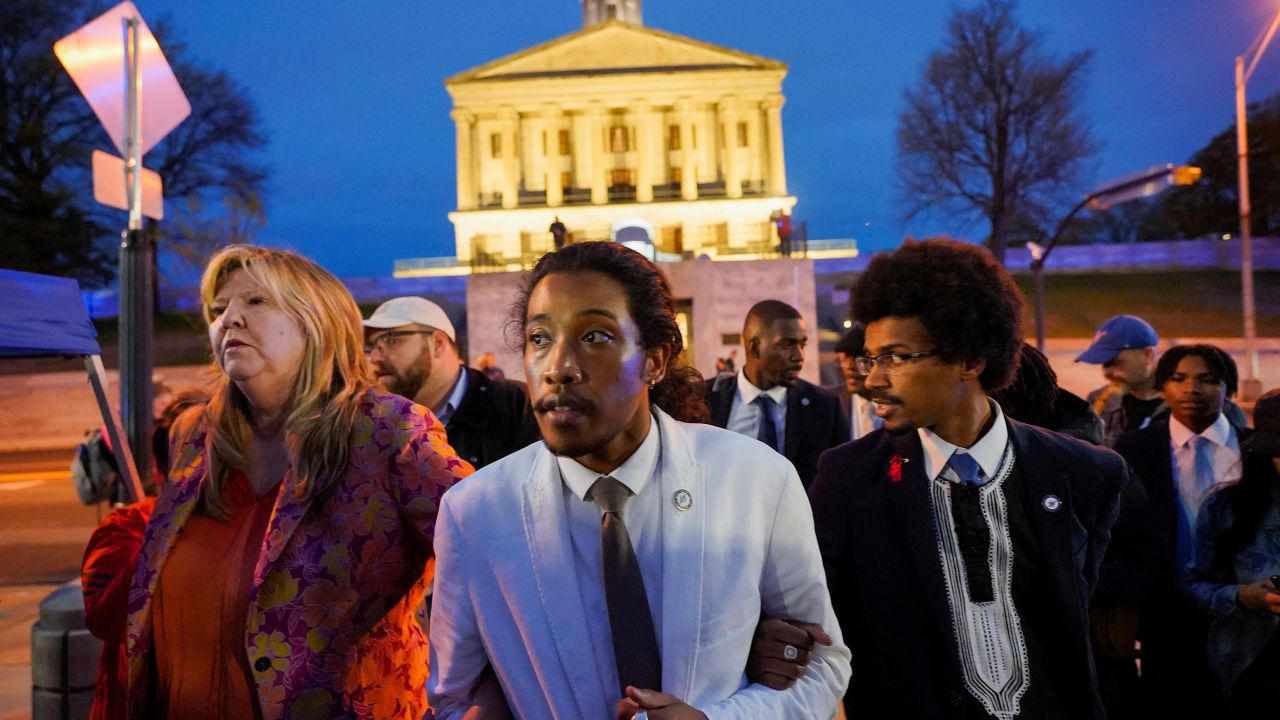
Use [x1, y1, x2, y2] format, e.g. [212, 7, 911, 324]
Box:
[590, 476, 661, 694]
[754, 394, 780, 453]
[947, 450, 994, 602]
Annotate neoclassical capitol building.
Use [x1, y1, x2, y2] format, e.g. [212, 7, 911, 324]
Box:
[398, 0, 803, 275]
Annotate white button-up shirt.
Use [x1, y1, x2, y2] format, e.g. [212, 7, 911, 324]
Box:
[1169, 413, 1242, 526]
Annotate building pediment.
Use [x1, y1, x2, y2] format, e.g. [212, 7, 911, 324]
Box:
[447, 21, 784, 85]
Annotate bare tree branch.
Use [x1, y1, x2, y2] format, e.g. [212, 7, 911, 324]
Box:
[894, 0, 1094, 262]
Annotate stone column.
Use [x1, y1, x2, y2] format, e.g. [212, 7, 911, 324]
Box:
[572, 110, 592, 194]
[746, 104, 762, 190]
[718, 96, 742, 199]
[676, 98, 698, 201]
[631, 99, 654, 203]
[451, 109, 476, 210]
[763, 94, 787, 196]
[589, 103, 608, 205]
[543, 104, 564, 207]
[500, 107, 520, 209]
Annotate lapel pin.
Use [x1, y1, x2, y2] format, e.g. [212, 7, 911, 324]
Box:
[672, 489, 693, 511]
[800, 397, 811, 407]
[1041, 494, 1062, 512]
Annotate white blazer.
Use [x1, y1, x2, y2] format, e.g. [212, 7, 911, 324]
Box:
[428, 408, 851, 719]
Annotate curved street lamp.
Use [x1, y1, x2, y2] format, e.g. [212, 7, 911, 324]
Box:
[1234, 8, 1280, 401]
[1031, 164, 1201, 352]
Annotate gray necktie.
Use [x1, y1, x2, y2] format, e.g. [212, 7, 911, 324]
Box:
[590, 476, 661, 695]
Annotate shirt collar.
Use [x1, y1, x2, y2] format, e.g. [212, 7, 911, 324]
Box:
[557, 412, 660, 502]
[432, 365, 468, 423]
[1169, 412, 1231, 449]
[918, 400, 1009, 481]
[736, 370, 788, 406]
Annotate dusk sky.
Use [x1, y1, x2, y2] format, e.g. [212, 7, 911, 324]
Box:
[130, 0, 1280, 279]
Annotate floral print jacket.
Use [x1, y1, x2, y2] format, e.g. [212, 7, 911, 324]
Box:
[126, 391, 471, 719]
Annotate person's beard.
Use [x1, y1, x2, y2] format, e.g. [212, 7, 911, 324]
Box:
[378, 349, 430, 401]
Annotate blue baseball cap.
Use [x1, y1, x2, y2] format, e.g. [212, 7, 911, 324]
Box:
[1075, 315, 1159, 364]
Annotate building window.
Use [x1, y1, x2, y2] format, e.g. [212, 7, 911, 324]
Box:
[691, 125, 698, 150]
[667, 124, 681, 150]
[490, 133, 502, 159]
[609, 125, 630, 153]
[610, 168, 634, 186]
[661, 225, 684, 254]
[559, 129, 571, 155]
[561, 171, 572, 189]
[737, 121, 749, 147]
[669, 166, 682, 184]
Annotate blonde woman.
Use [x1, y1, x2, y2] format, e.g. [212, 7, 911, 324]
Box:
[123, 245, 471, 719]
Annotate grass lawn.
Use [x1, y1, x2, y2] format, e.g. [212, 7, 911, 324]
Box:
[1012, 270, 1280, 338]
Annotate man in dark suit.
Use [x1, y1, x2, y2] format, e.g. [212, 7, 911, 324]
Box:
[364, 296, 540, 469]
[1111, 344, 1248, 716]
[808, 239, 1129, 718]
[706, 299, 847, 488]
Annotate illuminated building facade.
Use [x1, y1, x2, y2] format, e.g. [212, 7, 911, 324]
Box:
[399, 1, 799, 276]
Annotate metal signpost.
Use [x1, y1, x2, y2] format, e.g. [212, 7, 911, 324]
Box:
[55, 2, 190, 488]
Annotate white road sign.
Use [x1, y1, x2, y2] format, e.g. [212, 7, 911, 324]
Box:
[53, 1, 191, 157]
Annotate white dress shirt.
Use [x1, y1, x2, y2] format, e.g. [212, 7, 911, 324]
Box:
[918, 400, 1009, 485]
[850, 393, 882, 441]
[726, 371, 787, 451]
[556, 417, 664, 703]
[1169, 413, 1242, 522]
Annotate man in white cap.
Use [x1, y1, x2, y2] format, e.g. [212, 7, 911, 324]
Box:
[363, 296, 540, 469]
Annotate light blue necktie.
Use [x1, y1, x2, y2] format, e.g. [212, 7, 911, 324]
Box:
[1176, 436, 1218, 576]
[1193, 435, 1216, 493]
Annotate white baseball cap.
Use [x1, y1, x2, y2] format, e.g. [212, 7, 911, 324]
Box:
[362, 297, 456, 342]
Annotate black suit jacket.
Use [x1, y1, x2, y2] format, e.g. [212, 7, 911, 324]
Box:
[1110, 418, 1250, 712]
[809, 420, 1129, 718]
[705, 373, 848, 488]
[445, 367, 541, 470]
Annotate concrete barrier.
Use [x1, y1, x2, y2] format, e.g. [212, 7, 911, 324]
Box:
[30, 585, 99, 720]
[0, 365, 212, 453]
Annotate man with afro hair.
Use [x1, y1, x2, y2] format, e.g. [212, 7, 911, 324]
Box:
[807, 238, 1131, 718]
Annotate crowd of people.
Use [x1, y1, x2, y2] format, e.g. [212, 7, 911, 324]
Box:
[78, 238, 1278, 719]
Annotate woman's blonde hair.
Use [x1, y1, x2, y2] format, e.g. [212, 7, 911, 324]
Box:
[197, 244, 372, 519]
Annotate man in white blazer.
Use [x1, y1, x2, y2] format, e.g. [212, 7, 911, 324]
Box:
[428, 241, 850, 719]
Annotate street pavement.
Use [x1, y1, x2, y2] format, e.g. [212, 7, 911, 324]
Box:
[0, 447, 101, 719]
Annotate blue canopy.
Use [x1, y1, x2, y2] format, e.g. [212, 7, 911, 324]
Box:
[0, 268, 101, 358]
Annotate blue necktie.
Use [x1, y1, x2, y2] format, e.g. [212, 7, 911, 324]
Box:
[754, 394, 780, 453]
[947, 450, 984, 486]
[1193, 436, 1216, 494]
[1175, 436, 1218, 577]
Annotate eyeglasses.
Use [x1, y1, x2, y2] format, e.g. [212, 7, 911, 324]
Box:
[853, 349, 940, 376]
[364, 330, 433, 355]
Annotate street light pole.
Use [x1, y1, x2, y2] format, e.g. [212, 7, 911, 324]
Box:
[1234, 9, 1280, 401]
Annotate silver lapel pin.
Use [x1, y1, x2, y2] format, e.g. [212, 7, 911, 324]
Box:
[1041, 494, 1062, 512]
[672, 489, 693, 511]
